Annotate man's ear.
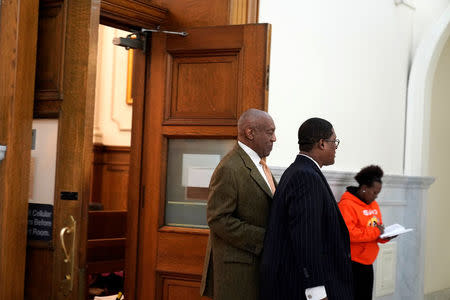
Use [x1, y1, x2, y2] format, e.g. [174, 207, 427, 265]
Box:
[318, 139, 325, 149]
[245, 127, 254, 141]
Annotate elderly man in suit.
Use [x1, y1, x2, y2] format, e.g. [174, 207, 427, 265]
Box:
[260, 117, 353, 300]
[200, 108, 277, 300]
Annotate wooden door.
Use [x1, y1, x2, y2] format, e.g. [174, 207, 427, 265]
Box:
[0, 1, 39, 299]
[47, 1, 100, 299]
[127, 24, 271, 300]
[23, 1, 169, 299]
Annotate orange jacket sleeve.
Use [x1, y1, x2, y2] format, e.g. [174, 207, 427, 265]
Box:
[377, 237, 389, 244]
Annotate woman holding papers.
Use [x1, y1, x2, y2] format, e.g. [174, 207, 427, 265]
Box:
[338, 165, 392, 300]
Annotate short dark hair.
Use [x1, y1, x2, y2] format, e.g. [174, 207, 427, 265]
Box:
[354, 165, 384, 187]
[298, 118, 333, 152]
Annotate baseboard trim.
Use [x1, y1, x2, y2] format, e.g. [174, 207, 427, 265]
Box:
[425, 288, 450, 300]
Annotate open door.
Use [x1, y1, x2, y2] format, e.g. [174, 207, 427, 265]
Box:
[16, 1, 100, 300]
[0, 1, 38, 298]
[128, 23, 271, 300]
[23, 1, 169, 299]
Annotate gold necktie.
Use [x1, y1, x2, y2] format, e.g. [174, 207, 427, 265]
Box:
[260, 158, 276, 194]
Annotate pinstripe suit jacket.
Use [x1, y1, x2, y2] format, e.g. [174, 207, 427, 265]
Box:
[260, 155, 353, 300]
[200, 144, 275, 300]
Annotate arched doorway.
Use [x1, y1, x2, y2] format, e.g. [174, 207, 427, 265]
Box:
[406, 5, 450, 297]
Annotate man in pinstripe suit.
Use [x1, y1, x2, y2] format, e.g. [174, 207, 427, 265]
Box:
[260, 118, 353, 300]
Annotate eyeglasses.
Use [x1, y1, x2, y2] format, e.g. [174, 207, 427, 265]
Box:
[324, 139, 340, 148]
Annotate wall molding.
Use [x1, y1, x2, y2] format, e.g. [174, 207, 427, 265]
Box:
[271, 166, 435, 190]
[425, 288, 450, 300]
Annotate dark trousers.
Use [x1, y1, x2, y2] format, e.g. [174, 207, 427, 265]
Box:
[352, 261, 374, 300]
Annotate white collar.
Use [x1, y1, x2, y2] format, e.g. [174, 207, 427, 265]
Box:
[238, 141, 262, 167]
[299, 153, 321, 170]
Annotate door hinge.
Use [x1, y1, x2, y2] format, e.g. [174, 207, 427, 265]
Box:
[113, 26, 187, 52]
[113, 31, 150, 52]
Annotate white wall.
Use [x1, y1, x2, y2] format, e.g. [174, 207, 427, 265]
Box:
[260, 1, 450, 295]
[413, 0, 450, 56]
[94, 25, 132, 146]
[30, 120, 58, 205]
[94, 1, 450, 171]
[260, 0, 414, 174]
[424, 36, 450, 294]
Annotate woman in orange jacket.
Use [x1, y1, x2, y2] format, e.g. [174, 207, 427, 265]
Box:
[338, 165, 392, 300]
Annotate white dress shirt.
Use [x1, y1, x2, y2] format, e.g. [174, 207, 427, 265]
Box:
[237, 141, 272, 190]
[299, 153, 327, 300]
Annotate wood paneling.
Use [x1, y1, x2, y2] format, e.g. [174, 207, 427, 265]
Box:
[149, 0, 259, 28]
[87, 210, 127, 281]
[164, 53, 239, 125]
[33, 100, 62, 118]
[150, 0, 259, 28]
[88, 238, 125, 262]
[24, 247, 54, 300]
[100, 0, 168, 30]
[152, 0, 230, 28]
[88, 210, 127, 239]
[91, 145, 130, 210]
[161, 126, 237, 137]
[34, 0, 67, 118]
[159, 275, 210, 300]
[0, 0, 39, 299]
[161, 25, 269, 126]
[156, 227, 208, 275]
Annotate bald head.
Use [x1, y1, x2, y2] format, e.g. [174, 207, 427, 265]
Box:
[237, 108, 276, 158]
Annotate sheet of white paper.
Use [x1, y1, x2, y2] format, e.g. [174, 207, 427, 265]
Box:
[182, 154, 220, 187]
[94, 294, 124, 300]
[187, 167, 215, 188]
[380, 223, 413, 239]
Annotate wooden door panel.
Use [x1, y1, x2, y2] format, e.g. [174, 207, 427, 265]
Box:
[166, 53, 239, 124]
[33, 0, 67, 118]
[34, 1, 65, 104]
[161, 277, 209, 300]
[156, 228, 208, 275]
[163, 25, 270, 126]
[92, 145, 130, 210]
[134, 23, 271, 300]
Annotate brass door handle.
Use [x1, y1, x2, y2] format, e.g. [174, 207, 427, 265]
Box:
[59, 215, 76, 295]
[60, 226, 72, 263]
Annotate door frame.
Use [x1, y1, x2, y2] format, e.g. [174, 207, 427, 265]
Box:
[93, 2, 169, 299]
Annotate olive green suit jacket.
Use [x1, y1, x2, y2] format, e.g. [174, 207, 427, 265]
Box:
[200, 143, 275, 300]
